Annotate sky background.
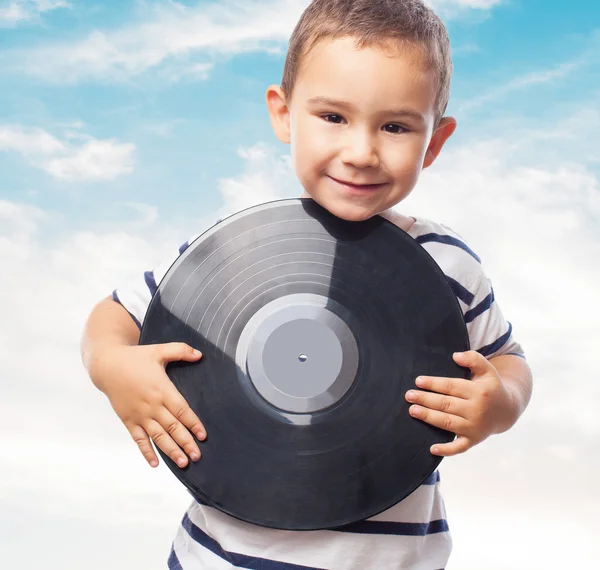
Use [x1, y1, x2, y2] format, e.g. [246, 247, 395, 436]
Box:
[1, 0, 599, 568]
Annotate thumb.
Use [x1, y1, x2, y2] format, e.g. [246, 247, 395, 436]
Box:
[452, 350, 491, 377]
[157, 342, 203, 364]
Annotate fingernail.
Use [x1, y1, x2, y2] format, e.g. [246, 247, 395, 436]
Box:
[196, 431, 206, 440]
[453, 352, 464, 358]
[410, 405, 423, 416]
[431, 446, 440, 454]
[416, 377, 425, 387]
[193, 349, 202, 357]
[190, 452, 199, 461]
[406, 390, 416, 401]
[176, 457, 186, 467]
[150, 459, 158, 468]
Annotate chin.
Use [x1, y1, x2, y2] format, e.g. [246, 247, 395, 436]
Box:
[332, 207, 376, 222]
[302, 192, 378, 223]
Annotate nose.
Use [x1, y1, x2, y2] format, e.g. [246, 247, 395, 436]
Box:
[339, 129, 380, 169]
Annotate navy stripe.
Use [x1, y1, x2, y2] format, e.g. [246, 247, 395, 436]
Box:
[416, 233, 481, 263]
[464, 290, 495, 323]
[112, 290, 141, 330]
[181, 514, 325, 570]
[144, 270, 157, 297]
[477, 322, 513, 357]
[178, 241, 189, 255]
[445, 276, 475, 305]
[337, 518, 449, 536]
[168, 547, 183, 570]
[506, 352, 527, 360]
[422, 470, 440, 485]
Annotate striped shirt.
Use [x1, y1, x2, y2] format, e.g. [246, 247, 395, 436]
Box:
[114, 211, 524, 570]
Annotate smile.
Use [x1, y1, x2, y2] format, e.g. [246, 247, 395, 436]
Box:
[328, 176, 386, 192]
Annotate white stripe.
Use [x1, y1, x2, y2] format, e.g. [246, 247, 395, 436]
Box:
[115, 281, 151, 325]
[367, 481, 446, 522]
[172, 520, 249, 569]
[182, 485, 451, 569]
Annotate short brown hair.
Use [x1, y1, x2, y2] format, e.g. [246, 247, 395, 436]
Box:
[281, 0, 452, 123]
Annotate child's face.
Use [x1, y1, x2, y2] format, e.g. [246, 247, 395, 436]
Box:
[267, 36, 456, 221]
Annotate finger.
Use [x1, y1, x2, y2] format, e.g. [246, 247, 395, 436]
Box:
[144, 419, 190, 468]
[405, 389, 468, 418]
[453, 350, 493, 377]
[157, 342, 203, 365]
[415, 374, 472, 399]
[408, 405, 468, 434]
[129, 424, 159, 468]
[164, 386, 207, 442]
[430, 436, 472, 457]
[156, 407, 202, 462]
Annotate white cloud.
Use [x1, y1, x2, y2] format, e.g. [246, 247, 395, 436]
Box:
[428, 0, 503, 8]
[458, 60, 583, 111]
[9, 0, 307, 82]
[43, 138, 135, 181]
[142, 120, 184, 138]
[5, 0, 506, 83]
[158, 61, 214, 84]
[0, 124, 65, 154]
[59, 119, 85, 129]
[218, 142, 302, 215]
[452, 42, 481, 56]
[427, 0, 504, 18]
[0, 200, 198, 568]
[0, 0, 69, 26]
[124, 201, 159, 228]
[0, 124, 135, 181]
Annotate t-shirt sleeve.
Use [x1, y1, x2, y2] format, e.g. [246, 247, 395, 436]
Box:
[112, 233, 201, 329]
[410, 219, 525, 361]
[465, 267, 525, 360]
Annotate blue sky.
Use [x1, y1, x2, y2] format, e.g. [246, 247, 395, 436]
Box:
[1, 0, 598, 233]
[1, 2, 598, 569]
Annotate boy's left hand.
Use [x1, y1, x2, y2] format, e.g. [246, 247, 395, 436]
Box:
[405, 350, 514, 457]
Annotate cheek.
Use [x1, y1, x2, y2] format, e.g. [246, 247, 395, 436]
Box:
[386, 139, 428, 179]
[291, 143, 314, 188]
[292, 122, 330, 177]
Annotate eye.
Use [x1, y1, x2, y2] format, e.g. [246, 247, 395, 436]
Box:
[321, 114, 345, 124]
[383, 123, 408, 134]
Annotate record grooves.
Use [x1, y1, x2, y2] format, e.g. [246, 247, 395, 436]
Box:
[139, 198, 469, 530]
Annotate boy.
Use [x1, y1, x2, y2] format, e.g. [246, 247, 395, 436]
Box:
[81, 0, 532, 568]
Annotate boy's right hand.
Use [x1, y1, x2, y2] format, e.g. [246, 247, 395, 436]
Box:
[91, 342, 206, 469]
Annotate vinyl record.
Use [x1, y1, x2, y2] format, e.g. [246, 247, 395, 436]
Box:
[139, 198, 470, 530]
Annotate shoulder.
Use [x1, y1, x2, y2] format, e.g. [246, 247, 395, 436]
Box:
[408, 217, 481, 263]
[407, 217, 486, 308]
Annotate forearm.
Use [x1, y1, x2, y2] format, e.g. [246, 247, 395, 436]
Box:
[489, 354, 533, 433]
[81, 296, 140, 389]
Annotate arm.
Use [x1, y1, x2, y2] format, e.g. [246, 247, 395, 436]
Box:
[488, 353, 533, 433]
[81, 296, 207, 468]
[81, 296, 140, 392]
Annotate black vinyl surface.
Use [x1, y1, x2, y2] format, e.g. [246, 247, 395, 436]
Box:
[139, 198, 470, 530]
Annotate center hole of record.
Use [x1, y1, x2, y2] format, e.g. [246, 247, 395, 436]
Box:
[262, 319, 342, 399]
[239, 293, 360, 413]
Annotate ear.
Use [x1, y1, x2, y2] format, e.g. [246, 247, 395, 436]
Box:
[265, 85, 291, 144]
[422, 117, 457, 169]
